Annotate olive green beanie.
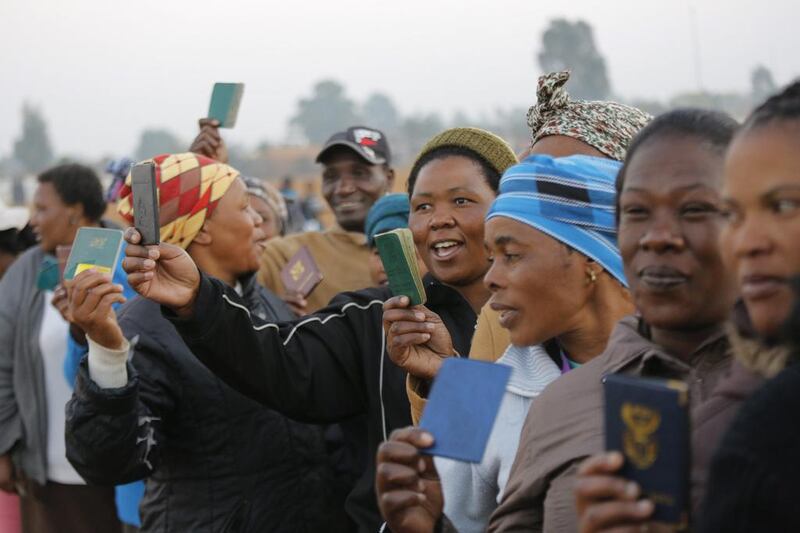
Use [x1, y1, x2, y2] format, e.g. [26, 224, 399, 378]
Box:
[411, 127, 518, 177]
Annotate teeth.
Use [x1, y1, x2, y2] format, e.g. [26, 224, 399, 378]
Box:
[434, 241, 459, 249]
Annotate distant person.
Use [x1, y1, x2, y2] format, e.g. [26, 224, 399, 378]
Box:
[300, 181, 324, 232]
[64, 153, 347, 532]
[0, 164, 122, 533]
[242, 177, 289, 240]
[0, 200, 34, 280]
[190, 121, 396, 314]
[279, 175, 307, 234]
[363, 192, 427, 287]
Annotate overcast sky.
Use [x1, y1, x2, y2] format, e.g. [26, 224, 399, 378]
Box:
[1, 0, 797, 160]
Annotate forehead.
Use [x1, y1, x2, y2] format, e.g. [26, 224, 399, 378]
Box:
[623, 135, 723, 194]
[412, 156, 490, 196]
[34, 181, 61, 203]
[724, 124, 800, 195]
[321, 148, 372, 170]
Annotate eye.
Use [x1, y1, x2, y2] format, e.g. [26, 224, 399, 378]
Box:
[454, 197, 471, 206]
[680, 202, 719, 219]
[413, 203, 432, 212]
[503, 252, 520, 263]
[772, 198, 800, 215]
[720, 205, 742, 225]
[620, 204, 649, 219]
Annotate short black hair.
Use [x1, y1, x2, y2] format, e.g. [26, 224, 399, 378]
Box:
[407, 146, 502, 195]
[742, 79, 800, 132]
[37, 164, 105, 222]
[615, 108, 739, 201]
[0, 225, 36, 255]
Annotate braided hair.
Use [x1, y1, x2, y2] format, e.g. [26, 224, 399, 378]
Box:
[743, 79, 800, 131]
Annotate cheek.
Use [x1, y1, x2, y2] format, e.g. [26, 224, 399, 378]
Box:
[775, 219, 800, 273]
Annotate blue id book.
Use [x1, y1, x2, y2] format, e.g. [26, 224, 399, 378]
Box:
[419, 358, 511, 463]
[604, 373, 690, 528]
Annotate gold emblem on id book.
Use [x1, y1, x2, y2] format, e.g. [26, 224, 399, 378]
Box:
[289, 260, 305, 282]
[622, 403, 661, 469]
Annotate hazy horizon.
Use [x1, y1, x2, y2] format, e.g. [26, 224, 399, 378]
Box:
[2, 0, 797, 160]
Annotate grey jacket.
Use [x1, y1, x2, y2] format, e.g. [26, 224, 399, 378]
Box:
[0, 246, 50, 483]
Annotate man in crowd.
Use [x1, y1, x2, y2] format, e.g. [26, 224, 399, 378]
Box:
[191, 120, 396, 314]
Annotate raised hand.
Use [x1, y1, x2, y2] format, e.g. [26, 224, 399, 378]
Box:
[189, 118, 228, 164]
[65, 270, 127, 350]
[383, 296, 455, 381]
[122, 228, 200, 315]
[575, 452, 655, 533]
[376, 427, 443, 533]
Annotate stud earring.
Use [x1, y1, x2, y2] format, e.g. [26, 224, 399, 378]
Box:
[588, 270, 598, 284]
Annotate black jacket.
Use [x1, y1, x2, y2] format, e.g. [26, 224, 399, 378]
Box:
[167, 273, 478, 533]
[65, 274, 346, 533]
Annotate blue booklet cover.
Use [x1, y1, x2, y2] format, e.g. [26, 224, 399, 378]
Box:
[604, 373, 690, 528]
[419, 358, 511, 463]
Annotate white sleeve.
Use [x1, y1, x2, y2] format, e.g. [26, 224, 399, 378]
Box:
[87, 336, 130, 388]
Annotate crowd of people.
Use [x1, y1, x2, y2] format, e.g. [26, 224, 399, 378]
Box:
[0, 69, 799, 533]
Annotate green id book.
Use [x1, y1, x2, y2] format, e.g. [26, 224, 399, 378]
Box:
[64, 227, 124, 281]
[208, 82, 245, 128]
[375, 228, 426, 306]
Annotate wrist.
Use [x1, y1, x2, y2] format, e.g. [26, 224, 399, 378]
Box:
[86, 326, 125, 351]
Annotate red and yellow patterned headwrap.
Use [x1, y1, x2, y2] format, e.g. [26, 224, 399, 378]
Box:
[117, 153, 239, 249]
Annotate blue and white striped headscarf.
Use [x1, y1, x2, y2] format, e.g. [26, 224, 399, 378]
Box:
[486, 154, 627, 286]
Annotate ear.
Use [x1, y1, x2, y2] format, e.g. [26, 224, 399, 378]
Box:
[384, 167, 396, 191]
[192, 221, 213, 246]
[67, 204, 85, 225]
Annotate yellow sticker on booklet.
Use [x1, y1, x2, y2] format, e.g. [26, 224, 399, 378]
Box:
[75, 263, 113, 276]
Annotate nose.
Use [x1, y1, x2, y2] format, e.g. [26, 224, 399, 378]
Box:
[333, 175, 357, 197]
[248, 205, 263, 226]
[483, 258, 504, 293]
[639, 212, 685, 253]
[729, 213, 773, 259]
[429, 208, 455, 230]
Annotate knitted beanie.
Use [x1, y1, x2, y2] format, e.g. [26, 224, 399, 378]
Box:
[411, 127, 518, 177]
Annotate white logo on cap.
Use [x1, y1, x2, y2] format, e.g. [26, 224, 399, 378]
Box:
[353, 129, 382, 145]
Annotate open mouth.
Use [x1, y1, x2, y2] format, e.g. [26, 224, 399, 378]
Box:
[430, 239, 464, 261]
[638, 265, 689, 290]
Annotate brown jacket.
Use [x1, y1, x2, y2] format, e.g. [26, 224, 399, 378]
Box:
[257, 228, 372, 313]
[489, 316, 732, 533]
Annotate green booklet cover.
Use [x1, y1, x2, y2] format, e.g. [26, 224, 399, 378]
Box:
[64, 227, 124, 281]
[208, 82, 245, 128]
[375, 228, 426, 306]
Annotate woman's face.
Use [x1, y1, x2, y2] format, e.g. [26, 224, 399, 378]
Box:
[618, 135, 736, 330]
[720, 123, 800, 337]
[204, 178, 266, 276]
[249, 194, 282, 241]
[30, 182, 78, 253]
[408, 156, 496, 287]
[483, 216, 591, 347]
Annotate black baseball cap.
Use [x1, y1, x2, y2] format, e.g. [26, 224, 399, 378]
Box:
[316, 126, 391, 166]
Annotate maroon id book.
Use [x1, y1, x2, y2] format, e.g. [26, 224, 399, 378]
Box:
[280, 245, 324, 298]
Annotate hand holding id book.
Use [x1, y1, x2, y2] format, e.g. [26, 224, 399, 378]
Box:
[604, 374, 690, 529]
[375, 228, 426, 306]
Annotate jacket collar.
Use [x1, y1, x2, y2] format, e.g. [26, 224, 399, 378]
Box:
[602, 315, 729, 376]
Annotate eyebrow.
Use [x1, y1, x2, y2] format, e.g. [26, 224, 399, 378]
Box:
[623, 183, 712, 194]
[764, 185, 800, 196]
[493, 235, 520, 246]
[413, 186, 478, 198]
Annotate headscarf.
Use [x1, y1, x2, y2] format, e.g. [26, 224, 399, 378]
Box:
[527, 71, 652, 161]
[487, 154, 627, 286]
[117, 152, 239, 249]
[364, 193, 410, 247]
[242, 177, 289, 234]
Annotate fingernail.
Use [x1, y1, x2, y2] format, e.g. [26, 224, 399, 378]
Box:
[422, 333, 431, 341]
[414, 312, 425, 321]
[626, 482, 639, 498]
[418, 458, 426, 472]
[400, 296, 409, 304]
[419, 432, 434, 447]
[637, 500, 654, 513]
[148, 249, 159, 259]
[426, 322, 435, 331]
[144, 259, 155, 269]
[417, 481, 425, 492]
